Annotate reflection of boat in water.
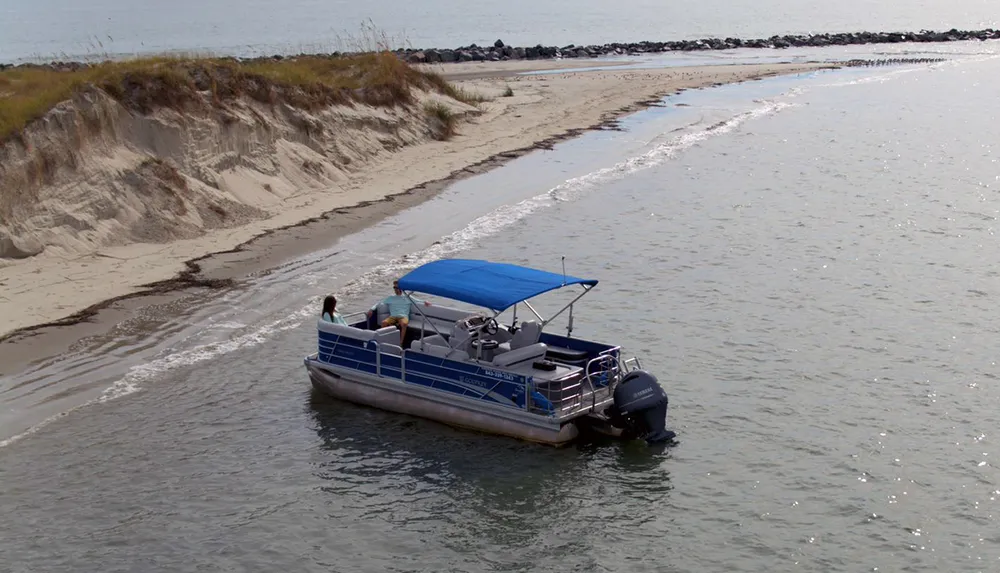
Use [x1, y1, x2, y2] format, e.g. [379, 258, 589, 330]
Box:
[307, 387, 676, 562]
[303, 258, 676, 446]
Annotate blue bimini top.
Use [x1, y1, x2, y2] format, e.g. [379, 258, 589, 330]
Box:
[396, 259, 598, 312]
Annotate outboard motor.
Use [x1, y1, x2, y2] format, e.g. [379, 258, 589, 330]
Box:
[605, 370, 676, 444]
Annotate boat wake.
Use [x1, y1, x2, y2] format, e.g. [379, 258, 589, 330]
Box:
[336, 98, 795, 297]
[1, 95, 795, 448]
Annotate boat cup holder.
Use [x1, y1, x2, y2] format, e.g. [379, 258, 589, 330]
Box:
[471, 338, 500, 361]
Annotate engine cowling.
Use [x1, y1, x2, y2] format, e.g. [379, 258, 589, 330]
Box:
[606, 370, 676, 443]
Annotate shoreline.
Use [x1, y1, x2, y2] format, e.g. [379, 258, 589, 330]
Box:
[0, 60, 836, 373]
[1, 27, 995, 69]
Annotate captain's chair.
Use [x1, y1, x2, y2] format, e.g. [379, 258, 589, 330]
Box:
[418, 316, 477, 353]
[497, 320, 542, 353]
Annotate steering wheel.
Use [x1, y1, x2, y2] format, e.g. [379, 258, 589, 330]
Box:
[482, 317, 499, 335]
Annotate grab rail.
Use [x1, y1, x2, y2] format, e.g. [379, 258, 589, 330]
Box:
[584, 354, 621, 385]
[622, 356, 642, 372]
[583, 353, 621, 409]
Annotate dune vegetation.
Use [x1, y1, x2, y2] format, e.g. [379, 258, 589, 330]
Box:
[0, 50, 482, 143]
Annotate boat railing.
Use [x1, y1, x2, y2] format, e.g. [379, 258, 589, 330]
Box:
[622, 356, 642, 372]
[576, 347, 648, 411]
[337, 338, 555, 416]
[531, 349, 624, 418]
[318, 321, 642, 414]
[535, 374, 586, 416]
[317, 327, 636, 419]
[585, 349, 623, 389]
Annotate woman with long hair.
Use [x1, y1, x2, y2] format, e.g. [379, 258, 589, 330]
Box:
[321, 295, 348, 325]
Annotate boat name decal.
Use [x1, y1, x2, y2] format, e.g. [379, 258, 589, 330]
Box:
[459, 375, 493, 390]
[334, 346, 359, 358]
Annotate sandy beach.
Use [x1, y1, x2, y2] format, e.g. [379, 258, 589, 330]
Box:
[0, 60, 833, 346]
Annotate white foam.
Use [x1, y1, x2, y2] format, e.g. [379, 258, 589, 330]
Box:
[337, 99, 795, 296]
[110, 98, 797, 389]
[0, 412, 66, 448]
[1, 96, 795, 448]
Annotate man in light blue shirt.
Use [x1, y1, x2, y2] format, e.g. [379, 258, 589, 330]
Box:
[367, 279, 430, 345]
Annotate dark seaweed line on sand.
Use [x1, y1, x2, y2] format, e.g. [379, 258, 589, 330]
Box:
[0, 65, 834, 344]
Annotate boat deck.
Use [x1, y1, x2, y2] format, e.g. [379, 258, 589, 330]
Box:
[321, 301, 621, 421]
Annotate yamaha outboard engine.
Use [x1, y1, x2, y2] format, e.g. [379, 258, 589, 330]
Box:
[605, 370, 676, 444]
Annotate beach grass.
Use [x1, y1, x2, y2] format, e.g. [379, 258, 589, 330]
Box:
[0, 50, 479, 143]
[423, 101, 457, 140]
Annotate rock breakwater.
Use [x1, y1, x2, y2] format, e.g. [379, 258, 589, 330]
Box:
[396, 28, 1000, 64]
[843, 57, 945, 67]
[2, 28, 993, 72]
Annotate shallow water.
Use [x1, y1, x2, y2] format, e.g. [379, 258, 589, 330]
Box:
[3, 50, 1000, 572]
[1, 0, 999, 62]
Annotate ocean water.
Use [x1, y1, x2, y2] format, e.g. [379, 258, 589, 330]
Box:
[3, 26, 1000, 573]
[0, 0, 998, 63]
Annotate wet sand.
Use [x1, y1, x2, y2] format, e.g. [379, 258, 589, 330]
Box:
[0, 60, 837, 374]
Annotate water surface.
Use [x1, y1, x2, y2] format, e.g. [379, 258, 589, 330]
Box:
[1, 0, 998, 62]
[3, 53, 1000, 571]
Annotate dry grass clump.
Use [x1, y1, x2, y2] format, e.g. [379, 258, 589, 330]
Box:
[0, 51, 479, 142]
[423, 102, 457, 140]
[418, 73, 490, 105]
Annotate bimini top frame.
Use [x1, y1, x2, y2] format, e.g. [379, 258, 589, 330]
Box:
[397, 258, 598, 341]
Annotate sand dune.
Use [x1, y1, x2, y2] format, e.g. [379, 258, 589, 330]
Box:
[0, 61, 832, 339]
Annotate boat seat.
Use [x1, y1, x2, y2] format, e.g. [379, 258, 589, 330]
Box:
[497, 320, 542, 353]
[318, 319, 376, 341]
[379, 343, 403, 356]
[418, 315, 482, 352]
[545, 346, 589, 365]
[374, 302, 422, 327]
[492, 342, 548, 368]
[418, 334, 448, 350]
[372, 326, 401, 347]
[419, 344, 469, 361]
[374, 302, 393, 325]
[447, 317, 479, 354]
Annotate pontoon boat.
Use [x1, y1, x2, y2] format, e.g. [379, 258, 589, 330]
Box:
[303, 259, 676, 446]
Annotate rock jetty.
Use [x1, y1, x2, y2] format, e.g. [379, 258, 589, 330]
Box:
[394, 28, 1000, 64]
[843, 57, 945, 67]
[1, 28, 996, 71]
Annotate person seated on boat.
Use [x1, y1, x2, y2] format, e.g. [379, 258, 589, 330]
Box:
[321, 295, 348, 325]
[366, 279, 431, 345]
